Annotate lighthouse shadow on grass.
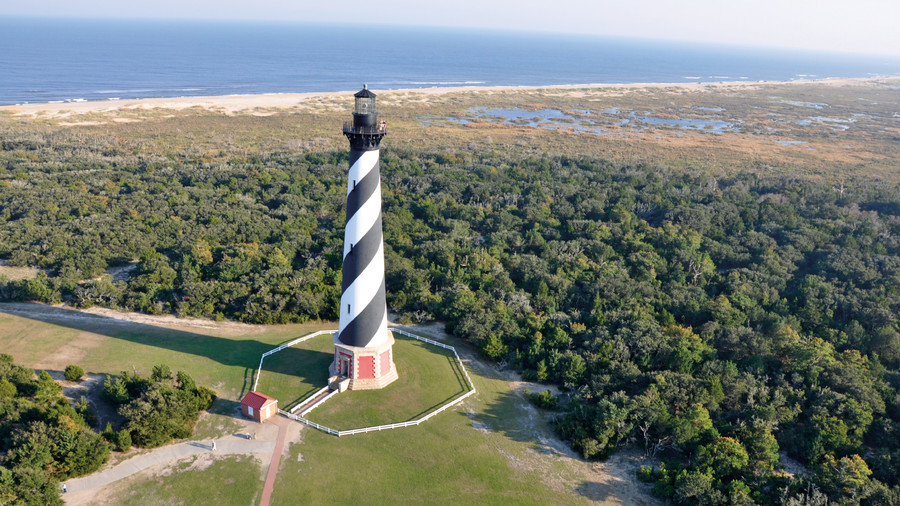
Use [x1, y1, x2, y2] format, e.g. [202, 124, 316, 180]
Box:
[254, 333, 335, 411]
[0, 302, 331, 401]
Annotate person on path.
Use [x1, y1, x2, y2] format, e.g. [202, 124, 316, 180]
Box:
[211, 441, 216, 451]
[62, 484, 67, 493]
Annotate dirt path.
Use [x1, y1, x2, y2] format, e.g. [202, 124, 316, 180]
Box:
[0, 302, 262, 337]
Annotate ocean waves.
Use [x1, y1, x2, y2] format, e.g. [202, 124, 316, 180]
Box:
[2, 18, 898, 105]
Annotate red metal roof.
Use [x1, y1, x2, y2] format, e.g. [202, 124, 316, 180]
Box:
[241, 391, 277, 410]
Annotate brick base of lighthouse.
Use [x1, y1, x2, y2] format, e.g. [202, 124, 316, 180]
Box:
[329, 332, 398, 390]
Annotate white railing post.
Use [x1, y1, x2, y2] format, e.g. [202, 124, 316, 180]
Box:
[253, 356, 264, 391]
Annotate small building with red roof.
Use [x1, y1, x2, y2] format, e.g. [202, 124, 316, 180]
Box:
[241, 391, 278, 422]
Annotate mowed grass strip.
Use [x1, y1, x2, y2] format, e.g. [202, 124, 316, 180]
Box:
[306, 335, 470, 430]
[254, 332, 334, 410]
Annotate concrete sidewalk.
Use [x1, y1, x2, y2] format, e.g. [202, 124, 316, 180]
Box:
[63, 438, 275, 495]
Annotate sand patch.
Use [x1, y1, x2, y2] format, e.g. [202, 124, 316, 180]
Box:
[0, 261, 42, 281]
[34, 331, 106, 371]
[58, 121, 107, 126]
[3, 77, 892, 119]
[185, 453, 216, 473]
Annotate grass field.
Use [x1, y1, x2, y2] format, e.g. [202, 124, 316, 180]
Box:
[108, 454, 264, 506]
[271, 339, 605, 505]
[0, 303, 333, 401]
[254, 331, 334, 410]
[306, 335, 470, 430]
[0, 304, 654, 504]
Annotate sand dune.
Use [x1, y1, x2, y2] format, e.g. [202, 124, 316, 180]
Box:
[0, 77, 889, 117]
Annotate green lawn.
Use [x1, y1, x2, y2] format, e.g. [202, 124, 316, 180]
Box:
[306, 335, 470, 430]
[0, 306, 614, 504]
[254, 332, 334, 410]
[110, 455, 263, 505]
[272, 337, 593, 505]
[0, 304, 332, 402]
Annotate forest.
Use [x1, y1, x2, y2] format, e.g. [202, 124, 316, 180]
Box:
[2, 122, 900, 505]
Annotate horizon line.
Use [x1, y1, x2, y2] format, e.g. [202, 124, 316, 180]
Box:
[4, 14, 899, 60]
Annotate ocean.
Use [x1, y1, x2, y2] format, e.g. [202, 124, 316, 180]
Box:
[1, 17, 899, 106]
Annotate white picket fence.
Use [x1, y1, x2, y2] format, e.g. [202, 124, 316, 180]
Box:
[252, 330, 334, 392]
[279, 409, 341, 436]
[269, 327, 477, 437]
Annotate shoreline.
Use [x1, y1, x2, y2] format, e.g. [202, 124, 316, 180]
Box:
[1, 76, 895, 116]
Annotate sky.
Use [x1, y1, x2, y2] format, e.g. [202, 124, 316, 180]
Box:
[4, 0, 899, 57]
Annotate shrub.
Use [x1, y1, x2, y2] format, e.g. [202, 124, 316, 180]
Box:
[75, 395, 97, 427]
[638, 465, 658, 483]
[101, 421, 115, 443]
[116, 429, 132, 452]
[0, 378, 17, 398]
[120, 383, 201, 448]
[526, 389, 560, 410]
[150, 364, 172, 382]
[196, 386, 217, 411]
[64, 365, 84, 381]
[102, 375, 130, 404]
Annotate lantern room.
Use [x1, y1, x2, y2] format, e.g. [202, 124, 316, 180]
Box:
[352, 84, 377, 128]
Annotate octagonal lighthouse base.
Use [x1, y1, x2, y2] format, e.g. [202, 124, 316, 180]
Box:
[329, 332, 398, 390]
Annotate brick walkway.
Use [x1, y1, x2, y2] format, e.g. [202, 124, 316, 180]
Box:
[259, 416, 288, 506]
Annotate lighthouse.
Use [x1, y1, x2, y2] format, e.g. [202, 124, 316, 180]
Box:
[329, 85, 398, 390]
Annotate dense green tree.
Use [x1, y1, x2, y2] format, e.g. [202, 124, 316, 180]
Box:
[0, 357, 111, 505]
[697, 437, 749, 480]
[34, 371, 61, 405]
[3, 138, 900, 504]
[150, 364, 172, 383]
[116, 429, 132, 452]
[0, 379, 16, 399]
[816, 454, 872, 501]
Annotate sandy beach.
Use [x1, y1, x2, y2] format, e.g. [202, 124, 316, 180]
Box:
[0, 77, 891, 117]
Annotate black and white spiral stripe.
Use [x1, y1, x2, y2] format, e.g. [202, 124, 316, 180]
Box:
[337, 148, 389, 348]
